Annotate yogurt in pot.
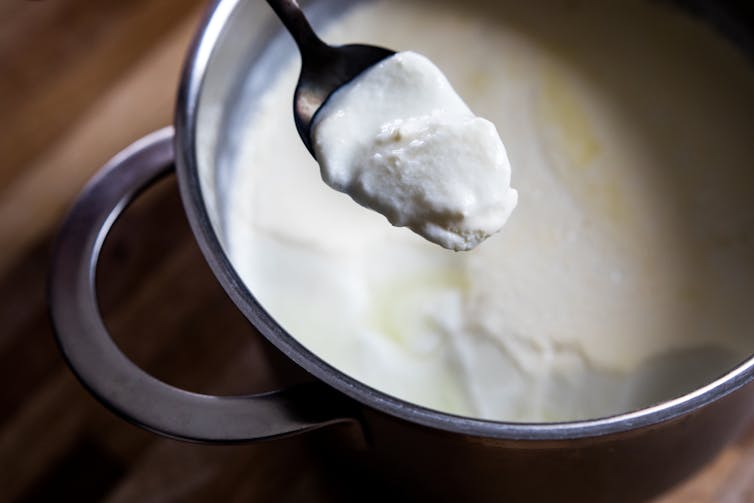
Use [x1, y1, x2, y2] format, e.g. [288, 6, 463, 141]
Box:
[222, 0, 754, 422]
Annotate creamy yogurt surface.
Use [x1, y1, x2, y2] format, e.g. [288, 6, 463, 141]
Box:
[218, 0, 754, 422]
[312, 51, 518, 251]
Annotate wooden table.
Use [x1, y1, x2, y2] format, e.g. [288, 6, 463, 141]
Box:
[2, 1, 753, 501]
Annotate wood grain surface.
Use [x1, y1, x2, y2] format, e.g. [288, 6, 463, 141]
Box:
[2, 1, 754, 502]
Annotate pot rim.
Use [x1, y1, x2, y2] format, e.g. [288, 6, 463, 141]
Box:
[174, 0, 754, 441]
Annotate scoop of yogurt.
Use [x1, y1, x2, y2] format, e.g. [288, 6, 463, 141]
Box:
[311, 51, 518, 251]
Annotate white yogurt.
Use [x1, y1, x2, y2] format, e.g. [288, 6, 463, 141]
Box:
[220, 0, 754, 422]
[312, 51, 518, 251]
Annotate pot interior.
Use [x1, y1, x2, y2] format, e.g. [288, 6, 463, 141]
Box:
[189, 0, 754, 425]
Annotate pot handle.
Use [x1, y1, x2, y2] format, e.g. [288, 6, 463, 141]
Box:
[49, 127, 355, 443]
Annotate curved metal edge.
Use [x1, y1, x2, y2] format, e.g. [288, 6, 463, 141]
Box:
[174, 0, 754, 442]
[48, 127, 356, 444]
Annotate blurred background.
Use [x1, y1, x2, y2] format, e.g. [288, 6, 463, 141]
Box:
[2, 0, 754, 501]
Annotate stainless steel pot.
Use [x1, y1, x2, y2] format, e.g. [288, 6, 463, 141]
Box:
[49, 1, 754, 501]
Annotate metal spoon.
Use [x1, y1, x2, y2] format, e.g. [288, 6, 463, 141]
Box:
[266, 0, 395, 156]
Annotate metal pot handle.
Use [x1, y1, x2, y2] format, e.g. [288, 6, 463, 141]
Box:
[49, 127, 355, 443]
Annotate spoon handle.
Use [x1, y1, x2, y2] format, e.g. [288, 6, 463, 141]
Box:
[266, 0, 328, 56]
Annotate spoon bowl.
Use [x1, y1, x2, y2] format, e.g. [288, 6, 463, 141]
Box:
[267, 0, 395, 155]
